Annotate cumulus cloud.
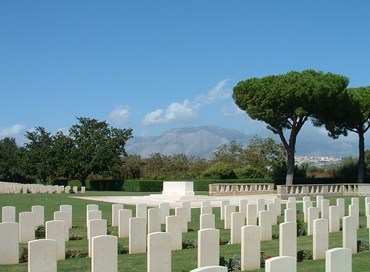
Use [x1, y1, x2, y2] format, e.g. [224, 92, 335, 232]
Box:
[143, 79, 231, 126]
[109, 105, 130, 125]
[0, 124, 26, 138]
[142, 100, 197, 125]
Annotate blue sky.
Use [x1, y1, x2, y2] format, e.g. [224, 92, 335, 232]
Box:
[1, 1, 369, 157]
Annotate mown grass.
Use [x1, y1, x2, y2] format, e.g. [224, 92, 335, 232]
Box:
[0, 192, 369, 271]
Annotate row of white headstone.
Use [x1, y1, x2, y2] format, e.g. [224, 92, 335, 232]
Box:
[0, 181, 85, 194]
[1, 195, 368, 271]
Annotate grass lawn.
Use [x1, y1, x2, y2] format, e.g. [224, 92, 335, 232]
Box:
[0, 191, 369, 271]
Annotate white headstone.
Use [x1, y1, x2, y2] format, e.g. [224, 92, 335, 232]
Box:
[1, 206, 16, 223]
[284, 208, 296, 223]
[313, 218, 329, 260]
[159, 202, 170, 224]
[351, 197, 359, 205]
[239, 199, 248, 219]
[86, 204, 99, 226]
[46, 220, 65, 260]
[166, 215, 182, 250]
[32, 205, 44, 228]
[325, 247, 352, 272]
[19, 212, 35, 243]
[201, 206, 213, 215]
[28, 239, 57, 272]
[91, 235, 117, 272]
[129, 217, 147, 254]
[329, 206, 340, 233]
[257, 198, 265, 216]
[175, 207, 188, 233]
[246, 204, 257, 226]
[224, 205, 236, 229]
[321, 199, 330, 220]
[198, 228, 220, 268]
[181, 201, 192, 222]
[87, 210, 102, 229]
[303, 200, 312, 223]
[265, 256, 296, 272]
[348, 204, 359, 228]
[136, 203, 148, 220]
[112, 203, 124, 227]
[342, 216, 357, 253]
[201, 201, 211, 208]
[279, 222, 296, 258]
[190, 266, 227, 272]
[307, 207, 319, 236]
[54, 211, 69, 241]
[316, 195, 323, 210]
[336, 198, 345, 218]
[220, 200, 230, 220]
[273, 197, 281, 216]
[200, 214, 215, 230]
[147, 232, 171, 272]
[259, 210, 272, 241]
[88, 219, 107, 257]
[118, 209, 132, 238]
[267, 202, 277, 225]
[241, 225, 260, 270]
[148, 208, 161, 234]
[0, 222, 19, 264]
[231, 212, 244, 244]
[60, 204, 73, 229]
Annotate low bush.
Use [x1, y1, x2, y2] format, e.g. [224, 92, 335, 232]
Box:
[123, 180, 163, 192]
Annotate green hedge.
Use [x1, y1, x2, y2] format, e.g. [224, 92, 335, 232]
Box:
[124, 180, 163, 192]
[194, 178, 273, 191]
[87, 179, 124, 191]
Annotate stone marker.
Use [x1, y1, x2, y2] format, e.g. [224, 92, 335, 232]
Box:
[220, 200, 230, 220]
[198, 228, 220, 268]
[313, 218, 328, 260]
[86, 204, 99, 226]
[46, 220, 65, 260]
[273, 197, 282, 216]
[88, 219, 107, 257]
[81, 186, 86, 193]
[54, 211, 69, 241]
[239, 199, 248, 219]
[201, 201, 211, 207]
[73, 186, 78, 194]
[259, 210, 272, 241]
[159, 202, 170, 224]
[303, 201, 312, 223]
[337, 198, 345, 218]
[267, 202, 277, 225]
[303, 196, 310, 202]
[348, 204, 359, 228]
[265, 256, 296, 272]
[148, 208, 161, 234]
[201, 206, 213, 215]
[329, 206, 340, 233]
[19, 212, 35, 243]
[87, 210, 102, 229]
[181, 201, 192, 222]
[118, 209, 132, 238]
[231, 212, 244, 244]
[190, 266, 227, 272]
[129, 217, 147, 254]
[284, 208, 296, 223]
[316, 195, 323, 210]
[286, 201, 296, 211]
[325, 247, 352, 272]
[32, 205, 44, 228]
[166, 215, 182, 250]
[28, 239, 57, 272]
[200, 214, 215, 230]
[112, 203, 124, 227]
[147, 232, 171, 272]
[175, 207, 188, 233]
[0, 222, 19, 264]
[91, 235, 117, 272]
[257, 198, 265, 216]
[136, 203, 148, 220]
[2, 206, 16, 223]
[321, 199, 330, 220]
[307, 207, 319, 236]
[224, 205, 236, 229]
[246, 204, 257, 226]
[365, 197, 370, 215]
[60, 204, 73, 229]
[241, 225, 260, 270]
[351, 197, 359, 206]
[342, 216, 357, 253]
[279, 222, 296, 258]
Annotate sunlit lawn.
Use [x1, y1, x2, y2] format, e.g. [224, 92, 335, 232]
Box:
[0, 191, 369, 271]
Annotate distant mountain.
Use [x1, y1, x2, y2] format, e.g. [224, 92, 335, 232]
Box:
[126, 125, 360, 158]
[126, 125, 254, 158]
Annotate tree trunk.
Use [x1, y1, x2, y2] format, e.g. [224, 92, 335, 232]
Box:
[286, 146, 295, 185]
[357, 131, 365, 183]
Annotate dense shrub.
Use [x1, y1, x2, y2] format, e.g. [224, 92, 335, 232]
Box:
[68, 179, 82, 189]
[88, 179, 124, 191]
[235, 166, 265, 179]
[123, 180, 163, 192]
[202, 163, 237, 179]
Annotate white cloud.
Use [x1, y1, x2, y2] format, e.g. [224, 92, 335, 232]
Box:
[142, 100, 197, 125]
[0, 124, 26, 138]
[142, 79, 231, 126]
[109, 105, 130, 125]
